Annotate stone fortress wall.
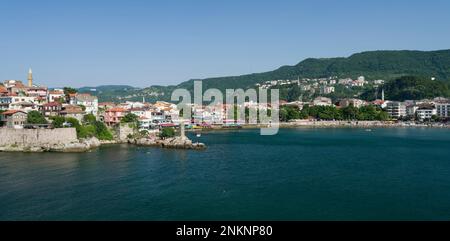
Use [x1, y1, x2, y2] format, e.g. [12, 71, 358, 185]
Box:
[0, 128, 77, 146]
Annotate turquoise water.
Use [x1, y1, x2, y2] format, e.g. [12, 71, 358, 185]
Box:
[1, 128, 450, 220]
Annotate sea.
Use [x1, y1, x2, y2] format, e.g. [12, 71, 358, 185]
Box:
[1, 128, 450, 220]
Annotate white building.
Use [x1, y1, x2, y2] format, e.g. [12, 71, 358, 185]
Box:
[320, 86, 335, 94]
[386, 102, 406, 119]
[313, 97, 333, 106]
[436, 103, 450, 118]
[339, 98, 366, 108]
[75, 93, 98, 116]
[48, 89, 65, 102]
[416, 105, 437, 121]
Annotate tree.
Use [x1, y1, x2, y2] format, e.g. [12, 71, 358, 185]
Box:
[50, 116, 66, 128]
[65, 117, 80, 128]
[342, 105, 359, 120]
[279, 106, 301, 122]
[121, 113, 138, 124]
[77, 125, 96, 139]
[93, 121, 113, 140]
[78, 105, 86, 111]
[160, 127, 175, 139]
[83, 114, 97, 124]
[27, 111, 48, 124]
[63, 87, 77, 102]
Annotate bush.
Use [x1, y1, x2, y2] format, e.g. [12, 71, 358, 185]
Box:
[121, 113, 138, 124]
[65, 117, 81, 128]
[160, 127, 175, 139]
[83, 114, 97, 124]
[93, 121, 113, 140]
[27, 111, 48, 124]
[50, 116, 66, 128]
[77, 125, 96, 139]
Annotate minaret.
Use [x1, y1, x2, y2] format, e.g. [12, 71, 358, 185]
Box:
[27, 68, 33, 87]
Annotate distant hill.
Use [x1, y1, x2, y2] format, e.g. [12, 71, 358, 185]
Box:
[80, 49, 450, 102]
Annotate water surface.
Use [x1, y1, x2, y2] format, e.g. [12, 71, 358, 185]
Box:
[1, 128, 450, 220]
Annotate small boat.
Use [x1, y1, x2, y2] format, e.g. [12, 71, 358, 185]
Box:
[196, 133, 201, 138]
[365, 129, 372, 132]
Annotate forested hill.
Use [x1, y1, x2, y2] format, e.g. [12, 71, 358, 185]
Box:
[178, 49, 450, 92]
[79, 49, 450, 102]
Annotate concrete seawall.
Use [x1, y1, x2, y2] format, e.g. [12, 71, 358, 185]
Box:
[0, 128, 77, 146]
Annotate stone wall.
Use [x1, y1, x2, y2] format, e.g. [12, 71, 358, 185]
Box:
[0, 128, 77, 146]
[115, 124, 135, 142]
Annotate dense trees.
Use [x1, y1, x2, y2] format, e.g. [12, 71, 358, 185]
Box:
[27, 111, 48, 124]
[279, 104, 389, 122]
[49, 115, 113, 140]
[362, 76, 450, 101]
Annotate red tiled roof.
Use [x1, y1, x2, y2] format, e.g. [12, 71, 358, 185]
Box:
[43, 102, 62, 107]
[107, 107, 129, 113]
[1, 110, 26, 115]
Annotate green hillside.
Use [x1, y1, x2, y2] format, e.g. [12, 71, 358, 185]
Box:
[81, 49, 450, 102]
[183, 49, 450, 92]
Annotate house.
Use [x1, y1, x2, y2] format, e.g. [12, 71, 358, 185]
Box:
[406, 105, 419, 117]
[416, 104, 437, 121]
[0, 110, 27, 129]
[436, 102, 450, 118]
[48, 89, 65, 102]
[313, 97, 333, 106]
[68, 93, 77, 105]
[9, 101, 37, 112]
[130, 107, 145, 118]
[0, 96, 12, 110]
[386, 102, 407, 119]
[320, 86, 335, 94]
[339, 98, 366, 108]
[3, 80, 27, 95]
[104, 107, 129, 126]
[26, 87, 48, 98]
[75, 93, 98, 116]
[372, 99, 387, 108]
[138, 117, 157, 131]
[0, 86, 8, 96]
[41, 102, 62, 117]
[98, 102, 116, 110]
[60, 105, 85, 122]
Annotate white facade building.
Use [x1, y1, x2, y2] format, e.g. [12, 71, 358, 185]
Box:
[386, 102, 407, 119]
[436, 103, 450, 118]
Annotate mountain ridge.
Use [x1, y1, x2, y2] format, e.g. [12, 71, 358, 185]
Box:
[78, 49, 450, 102]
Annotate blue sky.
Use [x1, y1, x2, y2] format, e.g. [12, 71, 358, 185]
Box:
[1, 0, 449, 88]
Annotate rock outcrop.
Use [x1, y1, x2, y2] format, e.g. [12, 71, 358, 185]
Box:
[133, 137, 206, 150]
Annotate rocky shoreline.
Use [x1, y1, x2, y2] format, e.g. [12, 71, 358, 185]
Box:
[0, 137, 101, 153]
[0, 136, 206, 153]
[132, 136, 206, 150]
